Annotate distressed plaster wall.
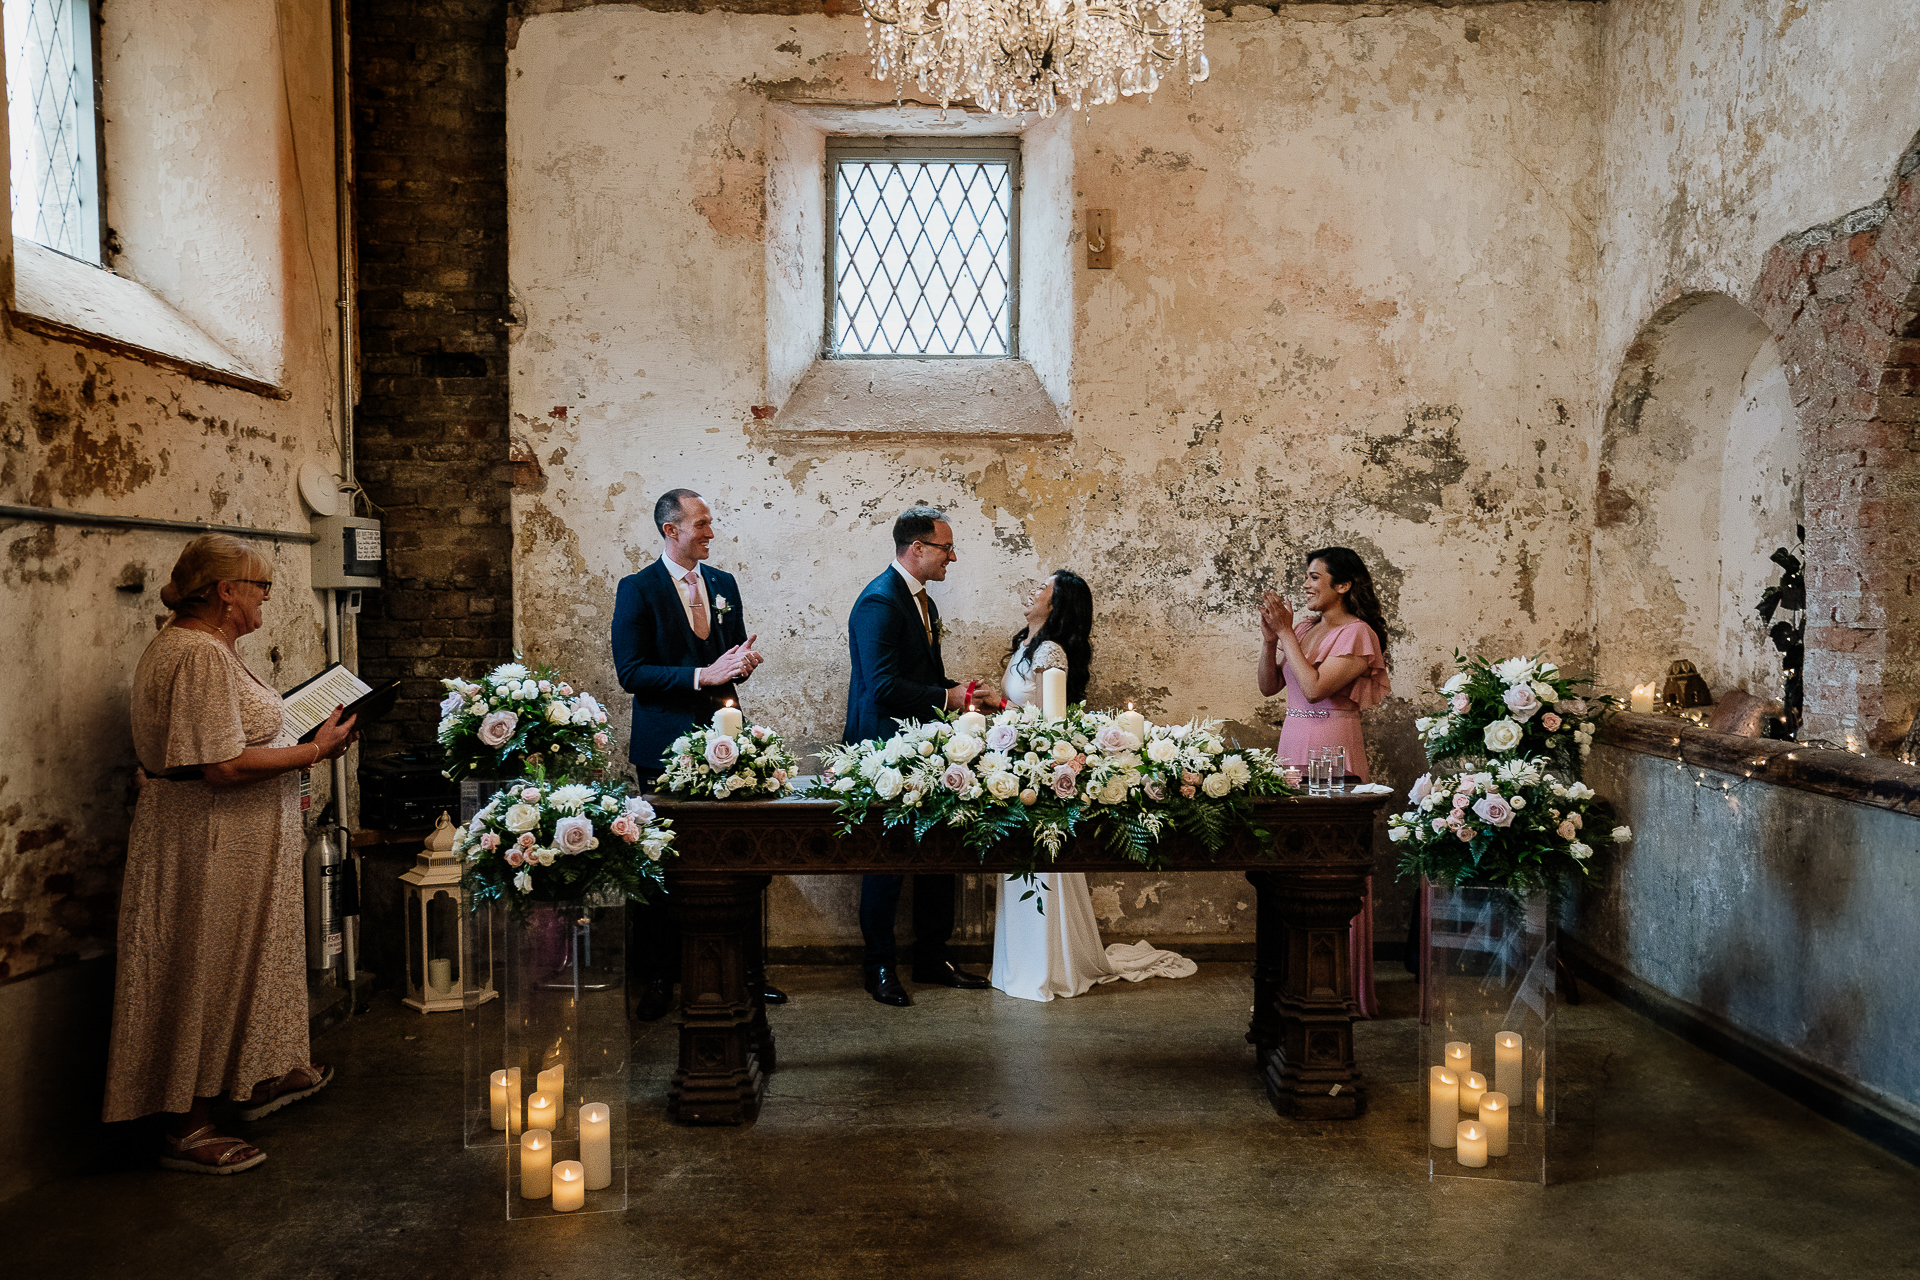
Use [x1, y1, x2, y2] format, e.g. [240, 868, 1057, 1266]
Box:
[1575, 742, 1920, 1127]
[0, 0, 345, 1201]
[506, 2, 1602, 949]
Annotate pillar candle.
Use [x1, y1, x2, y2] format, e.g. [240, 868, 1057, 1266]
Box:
[536, 1064, 564, 1105]
[956, 710, 987, 737]
[428, 957, 452, 994]
[1494, 1032, 1523, 1100]
[527, 1090, 558, 1132]
[550, 1160, 585, 1212]
[1444, 1041, 1471, 1075]
[1479, 1092, 1510, 1157]
[489, 1069, 512, 1131]
[1116, 706, 1147, 742]
[1428, 1066, 1459, 1148]
[1042, 668, 1067, 721]
[713, 702, 743, 738]
[1537, 1072, 1547, 1117]
[1455, 1121, 1488, 1168]
[1458, 1071, 1486, 1115]
[580, 1102, 613, 1190]
[519, 1129, 552, 1199]
[505, 1067, 522, 1135]
[1630, 683, 1656, 714]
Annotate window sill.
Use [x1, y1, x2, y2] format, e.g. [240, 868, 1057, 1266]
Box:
[8, 237, 284, 399]
[760, 358, 1068, 440]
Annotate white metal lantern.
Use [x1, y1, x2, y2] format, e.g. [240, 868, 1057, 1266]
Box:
[402, 811, 491, 1013]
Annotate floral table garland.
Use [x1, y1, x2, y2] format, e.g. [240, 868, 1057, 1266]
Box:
[1394, 653, 1631, 893]
[816, 703, 1297, 877]
[658, 719, 803, 799]
[438, 660, 612, 782]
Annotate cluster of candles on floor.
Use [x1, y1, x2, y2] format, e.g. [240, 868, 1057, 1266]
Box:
[1428, 1033, 1539, 1167]
[488, 1065, 612, 1210]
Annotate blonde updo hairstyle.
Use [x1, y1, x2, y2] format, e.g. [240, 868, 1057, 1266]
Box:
[160, 533, 274, 616]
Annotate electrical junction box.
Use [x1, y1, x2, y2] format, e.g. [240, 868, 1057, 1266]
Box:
[310, 515, 384, 589]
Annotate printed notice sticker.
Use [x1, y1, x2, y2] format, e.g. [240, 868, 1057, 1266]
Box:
[353, 526, 382, 562]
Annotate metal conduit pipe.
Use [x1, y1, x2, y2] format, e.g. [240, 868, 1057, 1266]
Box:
[0, 503, 320, 543]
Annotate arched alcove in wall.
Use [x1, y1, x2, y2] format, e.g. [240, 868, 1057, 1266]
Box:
[1594, 293, 1802, 703]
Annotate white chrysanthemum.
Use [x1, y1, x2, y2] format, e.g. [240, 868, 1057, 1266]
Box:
[548, 783, 593, 813]
[1491, 656, 1536, 686]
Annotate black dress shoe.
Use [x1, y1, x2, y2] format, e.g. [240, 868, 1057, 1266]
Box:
[761, 983, 790, 1005]
[867, 967, 911, 1006]
[911, 960, 991, 989]
[633, 978, 676, 1022]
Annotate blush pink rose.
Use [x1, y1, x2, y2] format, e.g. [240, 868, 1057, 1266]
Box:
[479, 831, 500, 851]
[477, 710, 518, 747]
[517, 833, 536, 849]
[1452, 792, 1471, 810]
[1052, 767, 1080, 798]
[1455, 826, 1477, 842]
[1180, 784, 1197, 799]
[1471, 795, 1516, 828]
[986, 724, 1018, 753]
[942, 763, 975, 793]
[505, 849, 525, 867]
[1409, 774, 1433, 805]
[1541, 713, 1562, 732]
[520, 786, 540, 801]
[1451, 693, 1470, 714]
[705, 736, 739, 769]
[610, 815, 639, 843]
[553, 815, 596, 855]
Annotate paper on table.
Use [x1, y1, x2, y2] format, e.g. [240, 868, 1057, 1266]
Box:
[1348, 782, 1395, 795]
[280, 663, 372, 742]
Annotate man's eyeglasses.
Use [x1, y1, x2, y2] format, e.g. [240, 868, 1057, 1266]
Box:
[236, 579, 274, 599]
[915, 540, 956, 557]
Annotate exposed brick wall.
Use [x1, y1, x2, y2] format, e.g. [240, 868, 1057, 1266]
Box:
[1753, 137, 1920, 752]
[351, 0, 514, 757]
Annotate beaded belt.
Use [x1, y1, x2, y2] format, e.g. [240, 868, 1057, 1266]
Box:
[1285, 708, 1357, 720]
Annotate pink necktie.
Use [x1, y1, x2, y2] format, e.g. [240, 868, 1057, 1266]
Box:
[685, 571, 710, 640]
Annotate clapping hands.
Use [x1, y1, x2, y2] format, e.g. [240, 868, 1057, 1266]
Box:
[702, 634, 762, 686]
[1260, 590, 1295, 642]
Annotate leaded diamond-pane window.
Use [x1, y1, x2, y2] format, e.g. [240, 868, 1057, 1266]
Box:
[827, 139, 1019, 358]
[5, 0, 102, 263]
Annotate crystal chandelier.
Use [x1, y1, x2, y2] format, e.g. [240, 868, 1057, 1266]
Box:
[859, 0, 1210, 119]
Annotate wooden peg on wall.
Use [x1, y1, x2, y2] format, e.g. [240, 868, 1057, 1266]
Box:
[1086, 209, 1114, 269]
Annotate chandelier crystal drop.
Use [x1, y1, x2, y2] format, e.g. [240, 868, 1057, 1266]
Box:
[859, 0, 1210, 119]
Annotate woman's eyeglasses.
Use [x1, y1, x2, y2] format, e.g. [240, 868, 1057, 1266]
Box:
[236, 579, 273, 599]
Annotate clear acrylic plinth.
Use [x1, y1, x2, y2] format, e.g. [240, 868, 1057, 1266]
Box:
[464, 894, 629, 1218]
[1422, 883, 1554, 1183]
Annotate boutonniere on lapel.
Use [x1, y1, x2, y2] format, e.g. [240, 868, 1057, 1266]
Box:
[712, 594, 733, 620]
[932, 618, 949, 644]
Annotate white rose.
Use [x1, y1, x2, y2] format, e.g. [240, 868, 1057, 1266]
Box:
[503, 802, 541, 833]
[1568, 841, 1593, 861]
[1146, 737, 1178, 764]
[1483, 719, 1524, 752]
[1441, 672, 1469, 694]
[1612, 825, 1633, 843]
[1201, 772, 1233, 799]
[1538, 662, 1558, 677]
[874, 767, 904, 800]
[513, 869, 534, 894]
[1052, 741, 1076, 762]
[1097, 775, 1132, 806]
[1389, 826, 1409, 842]
[1415, 717, 1434, 733]
[547, 702, 571, 725]
[985, 771, 1020, 801]
[1531, 681, 1558, 702]
[944, 733, 982, 764]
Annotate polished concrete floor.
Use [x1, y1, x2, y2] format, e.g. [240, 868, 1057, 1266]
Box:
[5, 964, 1918, 1280]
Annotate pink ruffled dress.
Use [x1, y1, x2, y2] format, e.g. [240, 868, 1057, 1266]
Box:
[1275, 619, 1390, 1017]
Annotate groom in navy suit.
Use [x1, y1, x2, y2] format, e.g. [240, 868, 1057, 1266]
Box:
[846, 505, 992, 1007]
[612, 488, 767, 1019]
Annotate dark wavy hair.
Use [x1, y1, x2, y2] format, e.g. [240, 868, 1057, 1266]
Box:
[1305, 546, 1391, 666]
[1005, 569, 1094, 704]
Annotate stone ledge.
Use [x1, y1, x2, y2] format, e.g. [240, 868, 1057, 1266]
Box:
[761, 357, 1069, 440]
[1597, 711, 1920, 818]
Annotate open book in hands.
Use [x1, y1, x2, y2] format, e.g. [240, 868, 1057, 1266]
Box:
[281, 663, 400, 744]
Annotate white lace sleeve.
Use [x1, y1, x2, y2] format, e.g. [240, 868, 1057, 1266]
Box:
[1030, 640, 1070, 673]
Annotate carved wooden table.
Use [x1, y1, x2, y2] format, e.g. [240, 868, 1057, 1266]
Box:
[648, 792, 1391, 1126]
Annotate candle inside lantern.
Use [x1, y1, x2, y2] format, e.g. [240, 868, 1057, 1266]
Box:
[536, 1064, 564, 1106]
[1042, 668, 1067, 721]
[1537, 1071, 1546, 1116]
[550, 1160, 586, 1212]
[713, 701, 743, 738]
[1479, 1092, 1510, 1157]
[527, 1090, 558, 1132]
[428, 957, 452, 995]
[1458, 1071, 1487, 1115]
[504, 1067, 523, 1134]
[956, 710, 988, 738]
[520, 1129, 553, 1199]
[1444, 1041, 1471, 1075]
[1630, 682, 1657, 714]
[1116, 704, 1148, 742]
[1455, 1121, 1489, 1168]
[1494, 1032, 1523, 1100]
[580, 1102, 613, 1190]
[490, 1069, 513, 1131]
[1428, 1066, 1459, 1148]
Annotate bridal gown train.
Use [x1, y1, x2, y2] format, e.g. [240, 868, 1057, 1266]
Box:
[990, 644, 1196, 1002]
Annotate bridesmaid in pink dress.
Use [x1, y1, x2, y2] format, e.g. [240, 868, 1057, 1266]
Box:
[1257, 546, 1392, 1017]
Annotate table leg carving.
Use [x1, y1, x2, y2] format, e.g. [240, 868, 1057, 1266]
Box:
[1245, 870, 1285, 1057]
[666, 871, 767, 1124]
[1250, 868, 1368, 1119]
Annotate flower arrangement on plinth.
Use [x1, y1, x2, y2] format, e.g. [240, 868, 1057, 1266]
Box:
[815, 704, 1296, 876]
[657, 720, 802, 799]
[1388, 756, 1632, 895]
[1415, 653, 1613, 780]
[455, 779, 675, 904]
[438, 660, 611, 782]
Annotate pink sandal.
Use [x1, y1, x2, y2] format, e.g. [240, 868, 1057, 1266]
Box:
[159, 1124, 266, 1175]
[237, 1062, 333, 1122]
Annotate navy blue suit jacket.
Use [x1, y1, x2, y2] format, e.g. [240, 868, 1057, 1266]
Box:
[844, 566, 955, 744]
[612, 560, 750, 776]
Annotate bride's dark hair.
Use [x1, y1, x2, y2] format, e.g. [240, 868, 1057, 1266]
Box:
[1005, 569, 1094, 704]
[1306, 546, 1391, 665]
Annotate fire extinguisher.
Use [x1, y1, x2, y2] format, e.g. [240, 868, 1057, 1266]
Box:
[306, 805, 345, 972]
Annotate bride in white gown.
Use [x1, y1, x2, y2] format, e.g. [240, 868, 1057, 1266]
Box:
[992, 571, 1196, 1002]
